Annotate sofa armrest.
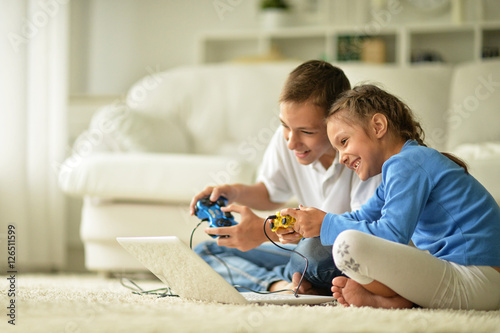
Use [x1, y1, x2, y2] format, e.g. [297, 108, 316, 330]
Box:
[58, 153, 255, 203]
[452, 142, 500, 202]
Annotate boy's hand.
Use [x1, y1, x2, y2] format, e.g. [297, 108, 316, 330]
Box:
[279, 205, 326, 239]
[205, 204, 273, 252]
[189, 185, 238, 215]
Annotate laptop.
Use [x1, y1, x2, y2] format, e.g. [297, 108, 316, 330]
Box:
[116, 236, 336, 305]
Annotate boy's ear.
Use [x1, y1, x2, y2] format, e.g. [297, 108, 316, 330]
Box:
[371, 113, 388, 139]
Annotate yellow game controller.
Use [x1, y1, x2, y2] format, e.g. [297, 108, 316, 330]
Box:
[269, 211, 301, 237]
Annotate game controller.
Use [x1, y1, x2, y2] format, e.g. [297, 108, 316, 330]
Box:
[269, 211, 298, 234]
[194, 196, 238, 238]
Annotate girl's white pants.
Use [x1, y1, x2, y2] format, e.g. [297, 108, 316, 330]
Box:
[332, 230, 500, 310]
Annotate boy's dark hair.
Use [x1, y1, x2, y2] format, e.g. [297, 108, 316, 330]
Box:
[328, 84, 468, 173]
[279, 60, 351, 116]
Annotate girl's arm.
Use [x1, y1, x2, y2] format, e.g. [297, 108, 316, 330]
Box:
[321, 157, 432, 245]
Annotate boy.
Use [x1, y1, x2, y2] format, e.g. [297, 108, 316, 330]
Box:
[189, 60, 381, 294]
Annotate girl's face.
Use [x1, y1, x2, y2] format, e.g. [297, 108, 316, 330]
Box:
[279, 101, 336, 169]
[326, 115, 386, 181]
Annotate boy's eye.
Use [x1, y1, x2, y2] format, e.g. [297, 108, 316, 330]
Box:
[340, 138, 347, 145]
[302, 131, 315, 135]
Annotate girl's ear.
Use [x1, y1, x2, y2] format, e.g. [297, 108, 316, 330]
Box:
[371, 113, 388, 139]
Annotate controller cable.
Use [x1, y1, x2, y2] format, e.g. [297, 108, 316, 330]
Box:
[123, 214, 308, 298]
[120, 277, 179, 298]
[121, 220, 206, 298]
[262, 215, 308, 297]
[190, 220, 205, 249]
[190, 214, 308, 297]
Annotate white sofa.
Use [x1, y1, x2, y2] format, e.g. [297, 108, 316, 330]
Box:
[59, 60, 500, 274]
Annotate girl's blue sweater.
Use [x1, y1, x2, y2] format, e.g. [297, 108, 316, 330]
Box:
[321, 140, 500, 266]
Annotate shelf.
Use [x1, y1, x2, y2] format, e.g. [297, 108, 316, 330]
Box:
[198, 22, 500, 66]
[271, 35, 326, 61]
[482, 26, 500, 59]
[410, 29, 475, 64]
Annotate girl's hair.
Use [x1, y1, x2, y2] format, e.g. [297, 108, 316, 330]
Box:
[328, 84, 468, 173]
[279, 60, 351, 116]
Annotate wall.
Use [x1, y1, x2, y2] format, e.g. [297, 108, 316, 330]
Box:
[70, 0, 259, 95]
[70, 0, 500, 95]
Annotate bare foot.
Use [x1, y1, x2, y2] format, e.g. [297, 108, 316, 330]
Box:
[331, 277, 413, 309]
[268, 273, 329, 295]
[268, 280, 293, 293]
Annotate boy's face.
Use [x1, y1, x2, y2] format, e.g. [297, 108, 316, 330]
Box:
[327, 115, 384, 181]
[279, 101, 335, 168]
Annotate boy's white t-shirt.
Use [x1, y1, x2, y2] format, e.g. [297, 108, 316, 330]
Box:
[256, 127, 381, 214]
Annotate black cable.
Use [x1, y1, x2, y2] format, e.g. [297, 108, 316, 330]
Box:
[190, 220, 205, 249]
[189, 215, 308, 296]
[124, 214, 309, 298]
[263, 216, 309, 298]
[120, 278, 179, 298]
[204, 245, 296, 295]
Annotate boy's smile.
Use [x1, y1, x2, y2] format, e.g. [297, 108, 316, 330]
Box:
[279, 101, 336, 169]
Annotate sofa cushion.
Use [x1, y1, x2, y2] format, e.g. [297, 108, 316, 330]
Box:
[87, 103, 193, 154]
[125, 62, 300, 157]
[452, 142, 500, 202]
[446, 60, 500, 150]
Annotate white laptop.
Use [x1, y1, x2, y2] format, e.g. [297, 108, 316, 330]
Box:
[116, 236, 336, 305]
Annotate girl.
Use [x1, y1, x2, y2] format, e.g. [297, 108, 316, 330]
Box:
[280, 84, 500, 309]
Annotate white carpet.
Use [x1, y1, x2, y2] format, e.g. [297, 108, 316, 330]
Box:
[1, 274, 499, 333]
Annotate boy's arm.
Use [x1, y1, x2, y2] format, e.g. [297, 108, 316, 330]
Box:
[189, 181, 285, 251]
[231, 182, 284, 211]
[189, 182, 283, 215]
[211, 204, 281, 251]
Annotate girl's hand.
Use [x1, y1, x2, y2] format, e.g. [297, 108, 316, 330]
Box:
[280, 205, 327, 239]
[275, 227, 302, 244]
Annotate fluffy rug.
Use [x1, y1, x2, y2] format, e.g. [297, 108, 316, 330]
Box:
[1, 274, 499, 333]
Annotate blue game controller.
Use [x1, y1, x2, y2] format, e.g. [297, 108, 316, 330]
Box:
[194, 196, 238, 238]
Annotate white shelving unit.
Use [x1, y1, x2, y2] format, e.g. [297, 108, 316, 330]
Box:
[197, 0, 500, 66]
[197, 21, 500, 66]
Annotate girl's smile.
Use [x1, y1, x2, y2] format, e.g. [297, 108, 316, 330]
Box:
[327, 112, 405, 181]
[350, 158, 361, 173]
[327, 116, 381, 181]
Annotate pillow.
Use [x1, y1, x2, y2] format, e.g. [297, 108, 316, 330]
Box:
[85, 103, 192, 154]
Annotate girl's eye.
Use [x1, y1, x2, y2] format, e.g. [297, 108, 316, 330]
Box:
[340, 138, 347, 145]
[302, 131, 314, 135]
